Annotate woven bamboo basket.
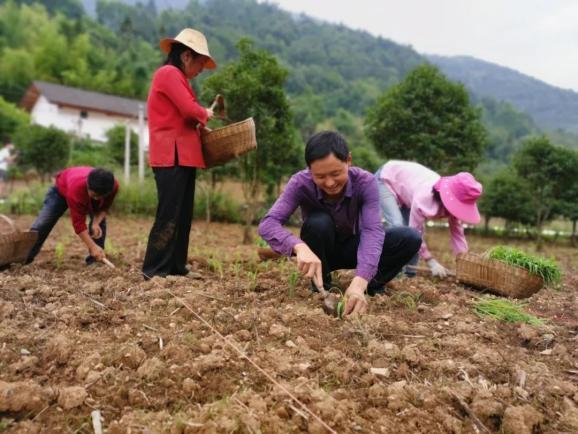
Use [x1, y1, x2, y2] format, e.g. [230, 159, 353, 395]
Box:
[456, 253, 543, 299]
[0, 214, 37, 267]
[201, 117, 257, 168]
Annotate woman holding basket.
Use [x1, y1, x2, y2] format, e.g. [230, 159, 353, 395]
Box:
[143, 28, 216, 279]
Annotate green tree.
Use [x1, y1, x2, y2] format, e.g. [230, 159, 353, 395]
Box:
[351, 145, 381, 173]
[513, 136, 577, 249]
[105, 124, 138, 165]
[14, 124, 70, 182]
[0, 96, 29, 142]
[364, 64, 487, 174]
[8, 0, 84, 19]
[202, 38, 299, 243]
[555, 149, 578, 246]
[478, 169, 534, 234]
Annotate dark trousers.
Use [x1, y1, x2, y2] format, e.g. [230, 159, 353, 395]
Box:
[300, 211, 422, 295]
[26, 186, 106, 264]
[142, 166, 196, 279]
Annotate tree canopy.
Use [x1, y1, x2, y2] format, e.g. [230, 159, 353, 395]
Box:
[365, 64, 488, 174]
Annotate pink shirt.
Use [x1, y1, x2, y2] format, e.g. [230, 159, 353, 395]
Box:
[377, 160, 468, 260]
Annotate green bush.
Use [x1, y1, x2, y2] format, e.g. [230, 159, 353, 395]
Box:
[0, 184, 47, 215]
[2, 177, 243, 225]
[111, 178, 158, 215]
[105, 125, 138, 165]
[14, 124, 70, 181]
[0, 96, 29, 142]
[69, 138, 116, 167]
[193, 190, 242, 223]
[112, 179, 242, 223]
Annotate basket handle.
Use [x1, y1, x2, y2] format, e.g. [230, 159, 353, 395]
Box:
[0, 214, 19, 234]
[208, 94, 231, 123]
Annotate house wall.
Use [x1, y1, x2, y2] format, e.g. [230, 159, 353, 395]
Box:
[30, 95, 149, 149]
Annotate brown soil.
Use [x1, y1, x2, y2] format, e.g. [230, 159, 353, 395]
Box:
[0, 216, 577, 433]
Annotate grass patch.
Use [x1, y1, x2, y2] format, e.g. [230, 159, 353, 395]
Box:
[488, 246, 562, 285]
[473, 296, 544, 325]
[391, 291, 422, 310]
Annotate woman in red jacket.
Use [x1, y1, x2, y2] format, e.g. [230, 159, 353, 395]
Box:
[143, 28, 216, 279]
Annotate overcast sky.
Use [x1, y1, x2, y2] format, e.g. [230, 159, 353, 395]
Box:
[263, 0, 578, 92]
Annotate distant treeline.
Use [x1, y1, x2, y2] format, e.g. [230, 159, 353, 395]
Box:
[1, 0, 577, 169]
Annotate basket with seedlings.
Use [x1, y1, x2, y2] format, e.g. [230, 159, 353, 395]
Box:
[456, 246, 562, 299]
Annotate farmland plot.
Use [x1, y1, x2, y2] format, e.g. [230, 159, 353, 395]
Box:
[0, 217, 577, 433]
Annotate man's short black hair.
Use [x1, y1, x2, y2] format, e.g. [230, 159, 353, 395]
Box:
[304, 131, 349, 166]
[87, 168, 115, 196]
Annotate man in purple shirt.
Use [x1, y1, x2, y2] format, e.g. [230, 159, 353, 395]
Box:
[258, 131, 421, 316]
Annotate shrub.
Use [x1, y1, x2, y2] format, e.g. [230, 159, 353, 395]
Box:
[0, 96, 29, 142]
[69, 138, 115, 167]
[105, 125, 138, 165]
[14, 124, 70, 182]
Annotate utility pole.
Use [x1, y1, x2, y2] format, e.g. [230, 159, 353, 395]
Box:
[124, 123, 131, 184]
[138, 104, 145, 184]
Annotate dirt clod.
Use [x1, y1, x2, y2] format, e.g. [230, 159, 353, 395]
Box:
[501, 405, 543, 434]
[57, 386, 87, 410]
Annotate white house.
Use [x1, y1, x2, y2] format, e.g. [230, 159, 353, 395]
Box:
[20, 80, 149, 148]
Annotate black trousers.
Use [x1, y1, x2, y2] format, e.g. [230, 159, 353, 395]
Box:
[142, 166, 196, 279]
[26, 186, 106, 264]
[300, 211, 422, 294]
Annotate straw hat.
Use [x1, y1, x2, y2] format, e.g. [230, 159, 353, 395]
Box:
[160, 28, 217, 69]
[434, 172, 483, 225]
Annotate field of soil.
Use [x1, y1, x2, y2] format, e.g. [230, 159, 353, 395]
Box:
[1, 216, 577, 433]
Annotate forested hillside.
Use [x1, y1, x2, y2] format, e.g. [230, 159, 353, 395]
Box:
[2, 0, 577, 168]
[429, 55, 578, 136]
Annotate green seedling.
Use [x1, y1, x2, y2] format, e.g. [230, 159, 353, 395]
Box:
[473, 296, 545, 325]
[208, 258, 224, 279]
[228, 261, 242, 278]
[277, 257, 290, 274]
[335, 297, 346, 319]
[246, 270, 258, 291]
[288, 270, 299, 298]
[391, 291, 422, 310]
[0, 418, 14, 430]
[105, 239, 120, 257]
[488, 246, 562, 285]
[54, 242, 65, 269]
[255, 237, 268, 248]
[318, 286, 345, 319]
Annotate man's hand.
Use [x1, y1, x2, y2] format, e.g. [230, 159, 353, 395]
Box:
[344, 276, 368, 317]
[293, 243, 323, 289]
[206, 108, 214, 119]
[426, 258, 448, 278]
[89, 244, 105, 262]
[91, 223, 103, 240]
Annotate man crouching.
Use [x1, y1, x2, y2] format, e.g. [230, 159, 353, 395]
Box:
[258, 131, 421, 316]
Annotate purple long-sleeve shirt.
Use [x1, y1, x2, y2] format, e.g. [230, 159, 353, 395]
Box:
[258, 167, 385, 281]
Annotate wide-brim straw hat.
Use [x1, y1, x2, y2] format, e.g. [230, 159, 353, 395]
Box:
[160, 28, 217, 69]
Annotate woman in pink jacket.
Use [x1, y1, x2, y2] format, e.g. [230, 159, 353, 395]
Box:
[375, 160, 483, 277]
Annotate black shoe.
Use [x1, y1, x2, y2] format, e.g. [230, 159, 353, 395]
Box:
[367, 280, 386, 297]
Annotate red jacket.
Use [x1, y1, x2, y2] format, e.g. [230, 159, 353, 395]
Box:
[55, 166, 119, 234]
[147, 65, 209, 167]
